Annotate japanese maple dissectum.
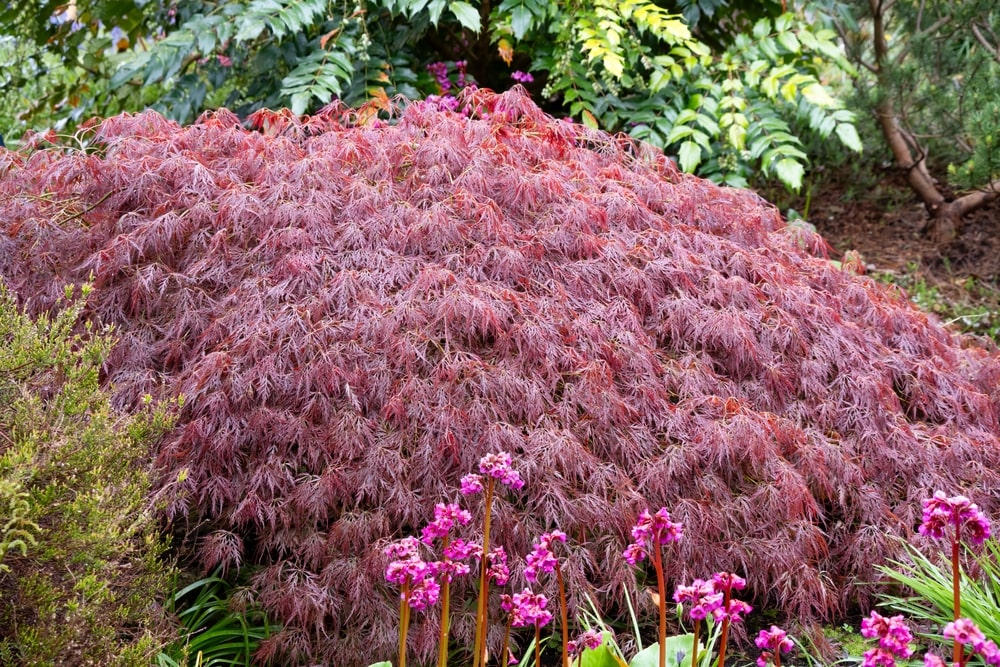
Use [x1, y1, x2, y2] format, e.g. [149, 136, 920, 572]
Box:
[5, 87, 1000, 665]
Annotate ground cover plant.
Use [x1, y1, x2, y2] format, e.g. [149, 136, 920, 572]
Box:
[2, 87, 1000, 665]
[0, 286, 175, 665]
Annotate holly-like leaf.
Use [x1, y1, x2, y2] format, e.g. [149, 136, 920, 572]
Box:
[449, 1, 481, 32]
[677, 140, 702, 172]
[835, 123, 863, 152]
[774, 157, 805, 191]
[511, 5, 532, 39]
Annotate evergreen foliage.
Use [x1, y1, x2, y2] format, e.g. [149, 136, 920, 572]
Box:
[0, 285, 176, 665]
[2, 88, 1000, 665]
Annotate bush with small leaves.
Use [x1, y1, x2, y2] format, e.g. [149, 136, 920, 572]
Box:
[0, 285, 176, 665]
[2, 88, 1000, 665]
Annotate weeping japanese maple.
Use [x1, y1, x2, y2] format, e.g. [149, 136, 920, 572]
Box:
[2, 88, 1000, 665]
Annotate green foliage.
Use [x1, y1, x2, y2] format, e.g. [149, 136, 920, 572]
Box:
[155, 573, 276, 667]
[0, 284, 176, 666]
[844, 0, 1000, 192]
[877, 538, 1000, 646]
[0, 0, 861, 190]
[875, 266, 1000, 342]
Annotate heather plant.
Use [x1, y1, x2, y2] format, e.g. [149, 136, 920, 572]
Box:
[6, 88, 1000, 664]
[0, 285, 176, 664]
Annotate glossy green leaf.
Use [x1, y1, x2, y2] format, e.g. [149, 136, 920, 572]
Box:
[835, 122, 863, 152]
[774, 157, 805, 191]
[449, 1, 482, 32]
[511, 5, 532, 39]
[678, 140, 702, 172]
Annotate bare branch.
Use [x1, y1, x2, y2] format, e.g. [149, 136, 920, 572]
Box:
[971, 23, 1000, 64]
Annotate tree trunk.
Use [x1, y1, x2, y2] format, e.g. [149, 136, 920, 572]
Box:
[867, 0, 1000, 244]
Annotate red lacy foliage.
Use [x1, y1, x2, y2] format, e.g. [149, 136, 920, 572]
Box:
[3, 88, 1000, 664]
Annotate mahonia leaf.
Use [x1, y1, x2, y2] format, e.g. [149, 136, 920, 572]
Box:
[448, 0, 481, 32]
[774, 157, 805, 191]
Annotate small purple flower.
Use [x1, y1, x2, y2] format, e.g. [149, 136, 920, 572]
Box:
[511, 70, 534, 83]
[478, 452, 525, 489]
[919, 491, 991, 546]
[443, 538, 477, 562]
[622, 507, 682, 564]
[524, 530, 566, 582]
[460, 473, 484, 495]
[504, 588, 552, 628]
[421, 502, 473, 545]
[712, 572, 747, 591]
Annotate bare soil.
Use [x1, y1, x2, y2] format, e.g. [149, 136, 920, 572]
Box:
[771, 166, 1000, 307]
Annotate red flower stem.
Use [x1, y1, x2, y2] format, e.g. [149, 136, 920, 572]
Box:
[652, 539, 667, 667]
[691, 620, 700, 667]
[438, 535, 452, 667]
[716, 588, 731, 667]
[556, 562, 569, 667]
[501, 618, 513, 667]
[953, 536, 963, 667]
[473, 479, 496, 667]
[774, 651, 781, 667]
[399, 582, 411, 667]
[535, 624, 542, 667]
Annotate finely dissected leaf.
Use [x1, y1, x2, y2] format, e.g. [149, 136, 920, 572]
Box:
[3, 88, 1000, 666]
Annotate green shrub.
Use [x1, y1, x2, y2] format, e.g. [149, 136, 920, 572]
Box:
[0, 284, 176, 666]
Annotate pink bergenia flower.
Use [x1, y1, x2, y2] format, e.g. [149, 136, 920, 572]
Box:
[923, 654, 946, 667]
[511, 70, 534, 83]
[460, 473, 484, 495]
[710, 571, 752, 623]
[504, 588, 552, 628]
[756, 626, 794, 667]
[862, 648, 899, 667]
[472, 545, 510, 585]
[567, 629, 604, 657]
[420, 502, 473, 545]
[478, 451, 525, 489]
[861, 611, 914, 658]
[623, 507, 682, 564]
[384, 537, 441, 610]
[940, 618, 1000, 666]
[919, 491, 991, 546]
[674, 579, 724, 621]
[944, 618, 988, 650]
[524, 530, 567, 582]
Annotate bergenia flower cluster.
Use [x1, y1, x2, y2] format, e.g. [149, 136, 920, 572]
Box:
[502, 589, 553, 629]
[711, 572, 753, 622]
[860, 611, 914, 667]
[524, 530, 566, 582]
[475, 545, 510, 585]
[567, 629, 604, 658]
[461, 451, 525, 492]
[511, 70, 534, 83]
[622, 507, 683, 564]
[674, 579, 724, 620]
[421, 503, 472, 545]
[385, 537, 440, 610]
[919, 491, 991, 545]
[756, 626, 794, 667]
[932, 618, 1000, 666]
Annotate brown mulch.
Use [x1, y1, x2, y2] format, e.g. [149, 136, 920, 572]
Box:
[770, 167, 1000, 302]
